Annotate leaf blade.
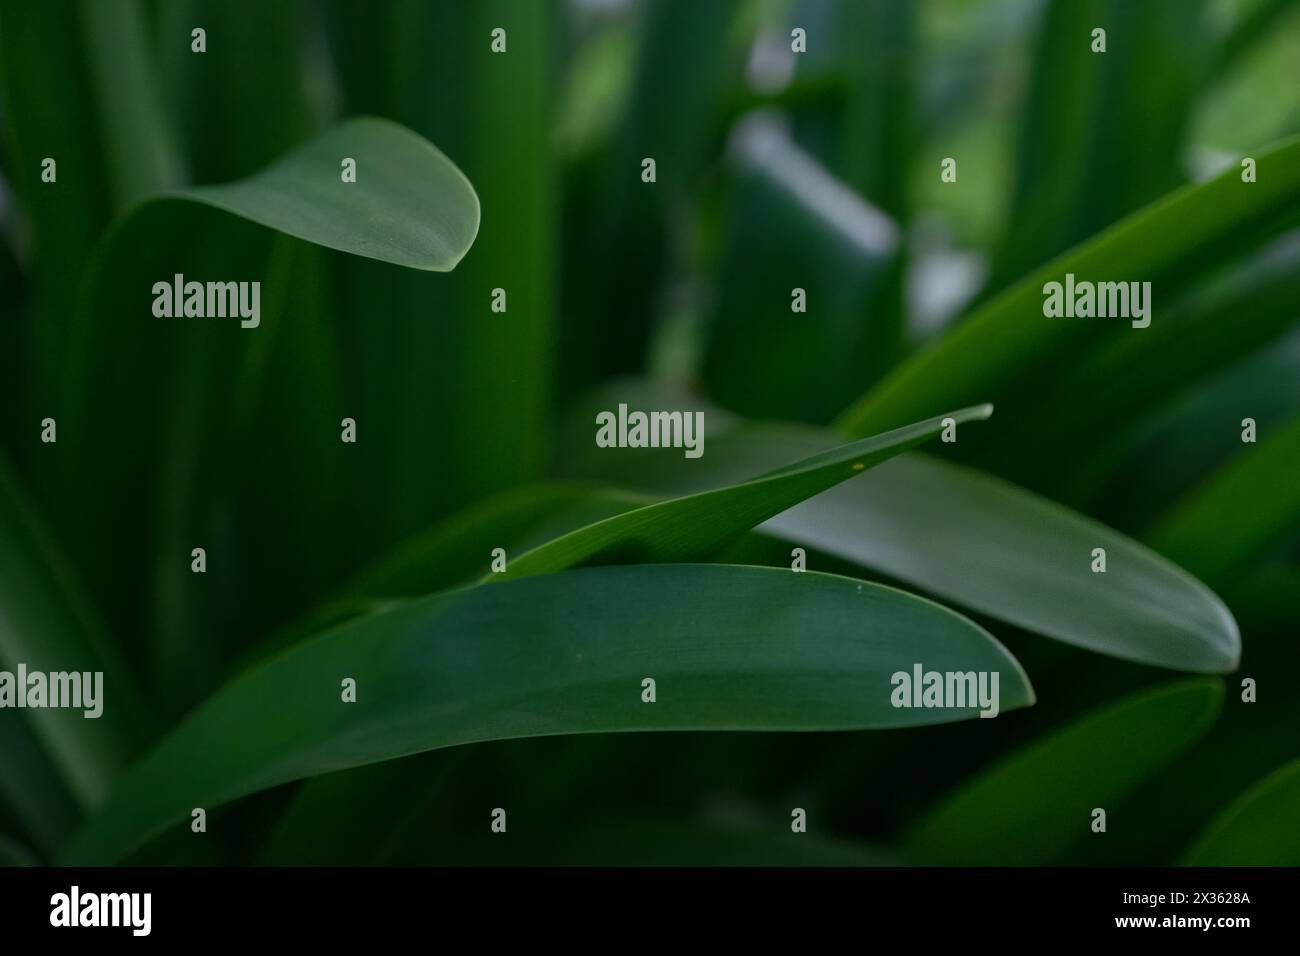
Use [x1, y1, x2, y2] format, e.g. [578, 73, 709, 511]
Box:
[65, 564, 1033, 863]
[767, 454, 1241, 673]
[1148, 411, 1300, 583]
[1181, 757, 1300, 865]
[497, 405, 992, 581]
[905, 679, 1222, 864]
[558, 391, 1239, 673]
[181, 116, 480, 271]
[837, 135, 1300, 438]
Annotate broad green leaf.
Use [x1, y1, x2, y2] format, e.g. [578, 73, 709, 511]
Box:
[560, 388, 1239, 672]
[49, 117, 477, 700]
[176, 116, 479, 271]
[766, 454, 1240, 672]
[234, 483, 649, 672]
[346, 484, 650, 598]
[495, 405, 992, 581]
[906, 679, 1222, 864]
[1181, 758, 1300, 865]
[65, 564, 1033, 863]
[836, 135, 1300, 439]
[1148, 411, 1300, 583]
[0, 451, 149, 806]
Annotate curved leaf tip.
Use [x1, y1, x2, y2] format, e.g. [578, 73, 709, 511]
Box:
[64, 564, 1033, 863]
[166, 116, 481, 271]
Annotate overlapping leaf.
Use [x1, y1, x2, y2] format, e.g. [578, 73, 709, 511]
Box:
[906, 679, 1222, 864]
[66, 564, 1033, 863]
[1181, 758, 1300, 865]
[495, 406, 991, 581]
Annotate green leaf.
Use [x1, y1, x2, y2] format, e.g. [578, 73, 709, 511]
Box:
[234, 483, 649, 672]
[65, 564, 1033, 863]
[1148, 411, 1300, 583]
[983, 239, 1300, 487]
[559, 390, 1239, 672]
[1067, 330, 1300, 528]
[905, 679, 1222, 864]
[48, 117, 478, 699]
[347, 483, 650, 597]
[1181, 757, 1300, 865]
[175, 116, 479, 271]
[767, 453, 1240, 673]
[495, 406, 992, 582]
[836, 135, 1300, 439]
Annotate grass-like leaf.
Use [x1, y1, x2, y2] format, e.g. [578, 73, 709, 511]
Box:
[837, 135, 1300, 438]
[495, 406, 991, 581]
[905, 679, 1222, 864]
[64, 564, 1033, 863]
[1181, 757, 1300, 865]
[1148, 411, 1300, 583]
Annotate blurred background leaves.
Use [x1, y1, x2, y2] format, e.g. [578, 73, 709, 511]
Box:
[1, 0, 1298, 865]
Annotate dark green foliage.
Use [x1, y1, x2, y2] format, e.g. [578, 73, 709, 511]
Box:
[1, 0, 1297, 867]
